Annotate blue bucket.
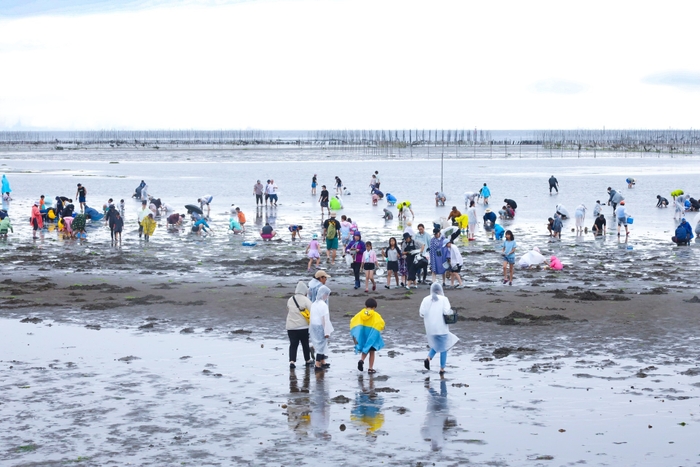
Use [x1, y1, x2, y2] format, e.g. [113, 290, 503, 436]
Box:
[627, 217, 634, 224]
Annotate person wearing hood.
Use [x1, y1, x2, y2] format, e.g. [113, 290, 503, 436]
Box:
[329, 195, 343, 211]
[309, 285, 334, 372]
[480, 183, 491, 205]
[674, 195, 685, 220]
[382, 208, 394, 220]
[286, 281, 314, 369]
[518, 246, 546, 269]
[547, 255, 564, 270]
[419, 283, 459, 375]
[30, 202, 43, 238]
[141, 213, 157, 241]
[574, 204, 587, 234]
[1, 174, 11, 195]
[429, 228, 448, 285]
[385, 193, 397, 205]
[350, 298, 385, 373]
[346, 231, 366, 289]
[0, 215, 13, 238]
[308, 270, 330, 303]
[672, 218, 693, 245]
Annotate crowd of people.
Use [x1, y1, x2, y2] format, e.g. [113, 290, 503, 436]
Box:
[285, 272, 458, 375]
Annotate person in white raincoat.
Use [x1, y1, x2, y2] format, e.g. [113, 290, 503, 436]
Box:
[574, 204, 587, 234]
[518, 246, 546, 269]
[419, 283, 459, 374]
[309, 285, 334, 372]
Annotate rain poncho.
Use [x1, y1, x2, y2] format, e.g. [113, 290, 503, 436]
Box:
[418, 283, 459, 353]
[351, 390, 384, 433]
[0, 216, 12, 234]
[30, 205, 43, 229]
[329, 197, 343, 211]
[309, 286, 334, 355]
[518, 247, 545, 268]
[671, 189, 684, 197]
[549, 255, 563, 270]
[141, 215, 157, 236]
[350, 308, 385, 354]
[480, 185, 491, 198]
[1, 175, 10, 193]
[575, 204, 586, 228]
[555, 204, 569, 218]
[454, 214, 469, 230]
[307, 277, 324, 303]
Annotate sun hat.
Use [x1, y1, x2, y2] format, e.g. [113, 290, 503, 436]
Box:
[314, 270, 331, 279]
[330, 212, 337, 217]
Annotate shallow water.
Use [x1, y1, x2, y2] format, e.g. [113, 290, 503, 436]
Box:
[1, 150, 699, 289]
[2, 318, 698, 466]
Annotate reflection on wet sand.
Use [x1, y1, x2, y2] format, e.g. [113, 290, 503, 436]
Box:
[310, 370, 331, 440]
[287, 367, 312, 437]
[351, 375, 384, 438]
[421, 378, 452, 451]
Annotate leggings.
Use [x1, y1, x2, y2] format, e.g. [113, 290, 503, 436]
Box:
[351, 261, 362, 284]
[287, 329, 311, 362]
[428, 349, 447, 368]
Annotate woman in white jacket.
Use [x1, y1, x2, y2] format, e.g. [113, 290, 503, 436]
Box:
[309, 285, 334, 372]
[419, 283, 459, 375]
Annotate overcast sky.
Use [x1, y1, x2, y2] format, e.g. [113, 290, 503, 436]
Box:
[1, 0, 699, 130]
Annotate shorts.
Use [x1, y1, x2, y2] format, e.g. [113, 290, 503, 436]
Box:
[308, 251, 320, 259]
[312, 182, 317, 188]
[502, 254, 515, 265]
[191, 226, 198, 233]
[451, 264, 462, 273]
[79, 196, 86, 203]
[363, 263, 375, 271]
[320, 201, 329, 208]
[617, 217, 627, 226]
[326, 237, 338, 250]
[269, 194, 278, 202]
[261, 233, 274, 239]
[387, 260, 399, 272]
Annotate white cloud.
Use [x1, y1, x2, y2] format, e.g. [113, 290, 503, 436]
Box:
[1, 0, 699, 130]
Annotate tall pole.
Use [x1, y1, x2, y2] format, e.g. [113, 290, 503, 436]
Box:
[441, 141, 444, 191]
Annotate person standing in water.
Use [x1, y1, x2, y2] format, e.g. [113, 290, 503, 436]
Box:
[480, 182, 491, 205]
[76, 183, 87, 212]
[319, 185, 330, 215]
[419, 283, 459, 375]
[548, 175, 559, 194]
[350, 298, 385, 374]
[311, 174, 318, 195]
[253, 180, 264, 206]
[309, 285, 334, 372]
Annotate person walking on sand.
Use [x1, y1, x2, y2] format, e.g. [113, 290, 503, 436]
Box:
[346, 231, 366, 289]
[311, 174, 318, 195]
[351, 298, 385, 374]
[112, 211, 124, 243]
[309, 285, 334, 372]
[286, 281, 315, 369]
[361, 241, 378, 292]
[76, 183, 87, 212]
[383, 237, 401, 289]
[444, 240, 464, 288]
[306, 233, 322, 271]
[308, 270, 330, 303]
[419, 283, 459, 375]
[430, 228, 448, 285]
[501, 230, 516, 285]
[323, 212, 341, 264]
[141, 213, 157, 241]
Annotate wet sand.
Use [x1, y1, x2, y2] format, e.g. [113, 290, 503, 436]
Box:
[2, 272, 700, 466]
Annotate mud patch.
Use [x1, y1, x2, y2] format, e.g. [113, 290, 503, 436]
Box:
[20, 317, 42, 323]
[467, 311, 570, 326]
[493, 347, 537, 359]
[331, 395, 351, 403]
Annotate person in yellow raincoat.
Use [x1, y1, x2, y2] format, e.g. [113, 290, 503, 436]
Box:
[454, 213, 469, 236]
[350, 298, 385, 374]
[141, 212, 157, 241]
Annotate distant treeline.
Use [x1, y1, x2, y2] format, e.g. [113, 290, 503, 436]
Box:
[0, 129, 697, 154]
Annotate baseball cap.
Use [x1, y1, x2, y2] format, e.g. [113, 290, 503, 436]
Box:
[314, 270, 331, 279]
